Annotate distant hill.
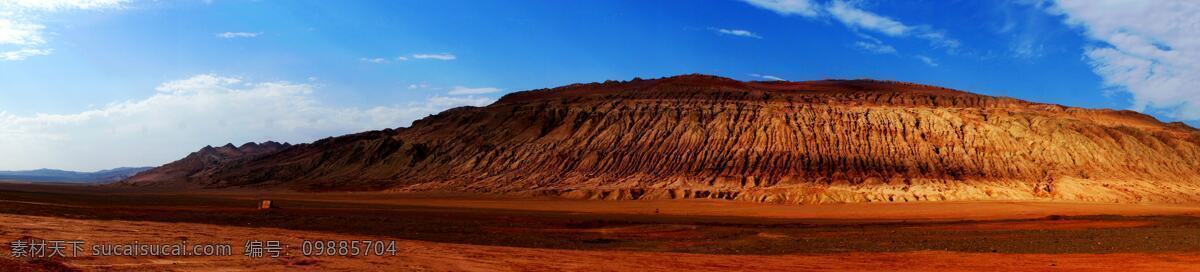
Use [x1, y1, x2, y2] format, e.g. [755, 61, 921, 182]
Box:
[122, 141, 290, 185]
[0, 167, 153, 183]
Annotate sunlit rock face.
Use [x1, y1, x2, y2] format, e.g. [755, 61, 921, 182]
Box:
[126, 75, 1200, 204]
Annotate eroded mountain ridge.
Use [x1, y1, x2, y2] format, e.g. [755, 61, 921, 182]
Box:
[124, 75, 1200, 204]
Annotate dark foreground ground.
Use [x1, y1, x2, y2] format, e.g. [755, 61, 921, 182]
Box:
[3, 183, 1200, 271]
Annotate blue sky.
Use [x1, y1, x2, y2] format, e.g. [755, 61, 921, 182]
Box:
[1, 0, 1197, 171]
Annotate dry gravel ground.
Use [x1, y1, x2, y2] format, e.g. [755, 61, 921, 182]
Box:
[4, 183, 1200, 271]
[3, 214, 1200, 272]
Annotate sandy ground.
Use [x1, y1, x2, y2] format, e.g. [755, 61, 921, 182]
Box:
[227, 191, 1200, 221]
[12, 183, 1200, 221]
[5, 184, 1200, 271]
[1, 213, 1199, 272]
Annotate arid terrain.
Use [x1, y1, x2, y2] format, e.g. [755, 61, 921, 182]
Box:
[6, 76, 1200, 271]
[4, 183, 1200, 271]
[123, 75, 1200, 204]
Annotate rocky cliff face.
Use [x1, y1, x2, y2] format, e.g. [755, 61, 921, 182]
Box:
[127, 75, 1200, 204]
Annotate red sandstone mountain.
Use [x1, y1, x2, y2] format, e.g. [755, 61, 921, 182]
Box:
[124, 75, 1200, 203]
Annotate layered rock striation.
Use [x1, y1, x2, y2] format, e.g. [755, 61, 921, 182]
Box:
[125, 75, 1200, 203]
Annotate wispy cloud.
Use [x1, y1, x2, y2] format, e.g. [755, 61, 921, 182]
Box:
[0, 47, 51, 61]
[215, 32, 261, 39]
[0, 74, 496, 171]
[914, 55, 938, 67]
[711, 28, 762, 39]
[1043, 0, 1200, 120]
[447, 86, 501, 95]
[825, 1, 909, 36]
[740, 0, 960, 53]
[0, 19, 46, 46]
[749, 73, 786, 81]
[853, 40, 897, 54]
[740, 0, 820, 17]
[0, 0, 128, 11]
[411, 53, 456, 60]
[826, 1, 958, 49]
[359, 57, 388, 64]
[359, 53, 454, 64]
[997, 1, 1051, 59]
[1009, 38, 1044, 59]
[0, 0, 126, 61]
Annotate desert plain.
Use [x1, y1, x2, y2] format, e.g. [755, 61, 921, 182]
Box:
[3, 182, 1200, 271]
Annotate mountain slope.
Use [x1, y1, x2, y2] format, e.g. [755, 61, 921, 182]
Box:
[121, 141, 290, 186]
[125, 75, 1200, 203]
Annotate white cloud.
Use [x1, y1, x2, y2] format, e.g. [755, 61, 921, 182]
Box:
[0, 0, 126, 61]
[740, 0, 820, 17]
[995, 1, 1054, 59]
[712, 28, 762, 39]
[1, 47, 51, 60]
[411, 53, 456, 60]
[826, 1, 909, 36]
[408, 83, 430, 90]
[447, 86, 501, 95]
[1044, 0, 1200, 120]
[154, 74, 242, 93]
[740, 0, 959, 52]
[0, 0, 127, 11]
[0, 18, 46, 46]
[749, 74, 786, 81]
[359, 57, 388, 64]
[914, 55, 938, 67]
[215, 32, 261, 39]
[1009, 37, 1045, 59]
[359, 55, 416, 64]
[826, 1, 958, 49]
[0, 74, 497, 171]
[853, 40, 897, 54]
[358, 54, 451, 63]
[0, 18, 48, 61]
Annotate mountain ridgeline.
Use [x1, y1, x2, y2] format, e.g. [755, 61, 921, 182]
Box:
[122, 141, 291, 184]
[123, 75, 1200, 204]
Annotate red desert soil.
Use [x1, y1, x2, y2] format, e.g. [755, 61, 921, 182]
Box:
[920, 219, 1153, 231]
[2, 213, 1200, 272]
[4, 184, 1200, 270]
[218, 191, 1200, 221]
